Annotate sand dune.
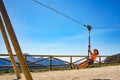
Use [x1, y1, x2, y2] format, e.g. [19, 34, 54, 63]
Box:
[0, 65, 120, 80]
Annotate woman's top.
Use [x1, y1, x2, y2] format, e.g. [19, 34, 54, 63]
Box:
[90, 54, 98, 61]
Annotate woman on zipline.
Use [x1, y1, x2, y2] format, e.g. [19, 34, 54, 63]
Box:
[77, 46, 99, 69]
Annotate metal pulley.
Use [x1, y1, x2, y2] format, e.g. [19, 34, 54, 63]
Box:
[86, 25, 92, 31]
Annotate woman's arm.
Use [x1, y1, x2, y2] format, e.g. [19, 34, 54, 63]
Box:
[88, 45, 93, 55]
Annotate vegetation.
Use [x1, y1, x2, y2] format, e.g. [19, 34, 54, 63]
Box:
[0, 62, 120, 75]
[88, 62, 120, 68]
[0, 69, 15, 75]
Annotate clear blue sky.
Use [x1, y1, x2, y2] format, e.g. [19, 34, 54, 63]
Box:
[0, 0, 120, 55]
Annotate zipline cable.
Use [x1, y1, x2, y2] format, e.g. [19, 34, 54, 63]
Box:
[33, 0, 86, 28]
[33, 0, 120, 29]
[32, 0, 120, 57]
[32, 0, 92, 57]
[93, 27, 120, 28]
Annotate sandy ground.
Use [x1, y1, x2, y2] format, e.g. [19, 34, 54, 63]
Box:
[0, 65, 120, 80]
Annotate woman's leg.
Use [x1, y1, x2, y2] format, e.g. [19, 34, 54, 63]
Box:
[82, 63, 89, 68]
[77, 59, 94, 69]
[82, 59, 94, 68]
[77, 61, 88, 69]
[78, 62, 90, 69]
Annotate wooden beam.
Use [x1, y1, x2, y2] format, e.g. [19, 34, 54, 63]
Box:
[0, 58, 20, 65]
[28, 58, 49, 65]
[53, 57, 70, 64]
[0, 16, 21, 79]
[49, 56, 52, 71]
[73, 57, 86, 64]
[0, 0, 33, 80]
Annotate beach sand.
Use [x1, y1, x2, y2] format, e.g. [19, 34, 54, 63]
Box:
[0, 65, 120, 80]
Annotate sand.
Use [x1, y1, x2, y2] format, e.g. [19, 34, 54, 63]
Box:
[0, 65, 120, 80]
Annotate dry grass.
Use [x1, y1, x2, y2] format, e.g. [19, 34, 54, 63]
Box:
[0, 65, 120, 80]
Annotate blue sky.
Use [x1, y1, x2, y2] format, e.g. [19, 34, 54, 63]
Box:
[0, 0, 120, 55]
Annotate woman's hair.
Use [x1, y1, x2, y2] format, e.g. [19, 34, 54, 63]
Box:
[93, 49, 99, 55]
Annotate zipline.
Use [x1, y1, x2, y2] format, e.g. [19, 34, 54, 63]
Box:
[93, 27, 120, 29]
[32, 0, 120, 29]
[32, 0, 87, 28]
[32, 0, 120, 58]
[33, 0, 93, 58]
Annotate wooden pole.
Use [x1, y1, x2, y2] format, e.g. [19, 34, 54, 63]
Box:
[99, 56, 101, 67]
[49, 56, 52, 71]
[70, 56, 72, 64]
[0, 0, 33, 80]
[0, 17, 21, 79]
[70, 56, 73, 69]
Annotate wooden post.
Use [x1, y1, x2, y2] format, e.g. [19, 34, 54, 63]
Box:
[24, 55, 27, 61]
[70, 56, 73, 69]
[0, 17, 21, 79]
[0, 0, 33, 80]
[99, 56, 101, 67]
[49, 56, 52, 71]
[110, 56, 112, 65]
[70, 56, 72, 64]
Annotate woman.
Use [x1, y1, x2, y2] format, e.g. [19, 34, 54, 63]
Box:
[77, 47, 99, 69]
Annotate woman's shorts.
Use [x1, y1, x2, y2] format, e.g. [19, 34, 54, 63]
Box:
[87, 59, 94, 65]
